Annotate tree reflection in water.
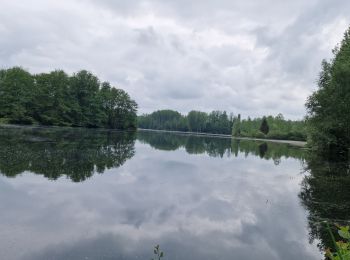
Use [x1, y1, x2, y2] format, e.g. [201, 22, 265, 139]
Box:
[137, 131, 305, 162]
[299, 154, 350, 253]
[0, 126, 136, 182]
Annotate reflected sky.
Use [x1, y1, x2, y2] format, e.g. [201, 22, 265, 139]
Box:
[0, 129, 322, 260]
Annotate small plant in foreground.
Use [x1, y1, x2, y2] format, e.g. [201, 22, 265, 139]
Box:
[151, 244, 164, 260]
[326, 224, 350, 260]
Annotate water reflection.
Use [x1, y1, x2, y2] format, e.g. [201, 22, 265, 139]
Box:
[0, 127, 327, 260]
[138, 131, 305, 162]
[0, 126, 136, 182]
[0, 129, 306, 183]
[299, 155, 350, 252]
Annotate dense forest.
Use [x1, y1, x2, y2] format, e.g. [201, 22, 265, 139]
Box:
[0, 67, 137, 129]
[138, 110, 233, 134]
[138, 110, 307, 141]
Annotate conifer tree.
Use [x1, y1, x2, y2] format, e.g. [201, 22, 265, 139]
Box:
[260, 116, 269, 135]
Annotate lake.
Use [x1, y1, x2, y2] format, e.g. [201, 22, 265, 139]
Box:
[0, 126, 349, 260]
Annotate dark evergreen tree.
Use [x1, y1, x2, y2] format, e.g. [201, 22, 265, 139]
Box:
[232, 114, 241, 136]
[260, 116, 269, 135]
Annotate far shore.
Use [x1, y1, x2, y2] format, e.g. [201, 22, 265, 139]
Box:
[0, 124, 306, 147]
[138, 128, 307, 147]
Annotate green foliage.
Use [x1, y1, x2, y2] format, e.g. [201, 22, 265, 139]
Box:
[306, 26, 350, 158]
[326, 225, 350, 260]
[187, 110, 208, 132]
[139, 111, 305, 141]
[232, 114, 307, 141]
[260, 116, 269, 135]
[138, 110, 187, 131]
[232, 114, 241, 136]
[0, 67, 137, 129]
[0, 67, 35, 124]
[138, 110, 233, 135]
[151, 245, 164, 260]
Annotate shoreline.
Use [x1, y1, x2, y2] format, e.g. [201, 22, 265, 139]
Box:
[0, 124, 306, 147]
[138, 128, 307, 147]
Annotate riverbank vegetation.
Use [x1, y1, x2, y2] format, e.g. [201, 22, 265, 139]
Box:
[138, 110, 233, 134]
[138, 110, 307, 141]
[232, 113, 307, 141]
[306, 27, 350, 159]
[0, 67, 137, 129]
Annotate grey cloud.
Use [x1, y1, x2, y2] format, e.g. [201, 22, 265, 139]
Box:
[0, 0, 349, 119]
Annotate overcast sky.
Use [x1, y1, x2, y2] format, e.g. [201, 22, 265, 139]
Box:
[0, 0, 349, 119]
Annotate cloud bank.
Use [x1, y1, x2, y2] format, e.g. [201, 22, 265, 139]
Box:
[0, 0, 349, 119]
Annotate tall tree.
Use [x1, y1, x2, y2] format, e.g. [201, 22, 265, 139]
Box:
[33, 70, 72, 125]
[306, 26, 350, 158]
[232, 114, 241, 136]
[69, 70, 101, 127]
[260, 116, 269, 135]
[187, 110, 207, 132]
[0, 67, 34, 124]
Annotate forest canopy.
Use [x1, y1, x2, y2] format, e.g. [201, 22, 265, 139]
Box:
[232, 114, 307, 141]
[138, 110, 306, 141]
[0, 67, 138, 129]
[138, 110, 233, 135]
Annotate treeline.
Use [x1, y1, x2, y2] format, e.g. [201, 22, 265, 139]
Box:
[0, 67, 137, 129]
[138, 110, 307, 141]
[138, 110, 234, 135]
[232, 114, 307, 141]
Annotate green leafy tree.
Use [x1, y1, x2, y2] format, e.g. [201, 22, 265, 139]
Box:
[33, 70, 72, 125]
[187, 110, 207, 132]
[69, 70, 101, 127]
[0, 67, 137, 129]
[138, 110, 186, 131]
[306, 26, 350, 158]
[0, 67, 35, 124]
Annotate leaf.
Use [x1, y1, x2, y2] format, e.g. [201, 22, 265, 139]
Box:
[338, 226, 350, 240]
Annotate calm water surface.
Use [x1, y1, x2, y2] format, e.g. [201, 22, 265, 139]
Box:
[0, 126, 348, 260]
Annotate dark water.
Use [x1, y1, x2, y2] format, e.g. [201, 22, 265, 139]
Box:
[0, 126, 349, 260]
